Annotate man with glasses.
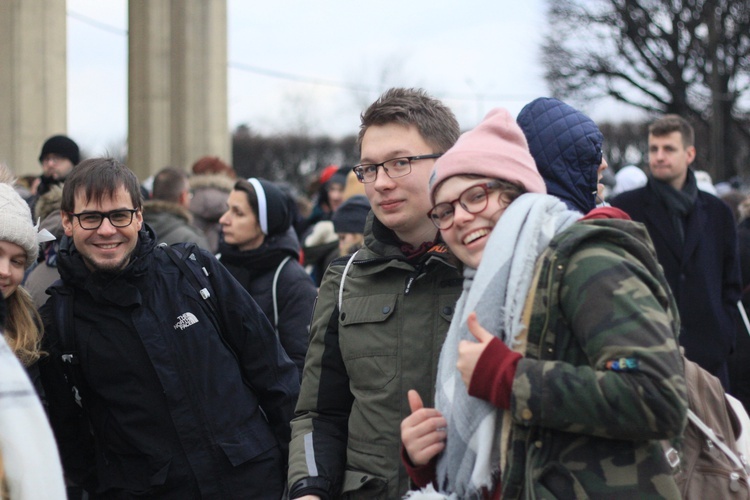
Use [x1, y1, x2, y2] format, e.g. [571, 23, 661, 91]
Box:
[288, 88, 463, 499]
[39, 158, 299, 498]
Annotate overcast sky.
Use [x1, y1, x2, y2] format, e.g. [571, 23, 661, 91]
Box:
[66, 0, 637, 156]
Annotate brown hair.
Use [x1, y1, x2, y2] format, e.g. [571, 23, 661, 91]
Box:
[61, 158, 143, 214]
[232, 179, 259, 218]
[4, 287, 42, 366]
[649, 114, 695, 148]
[191, 156, 236, 178]
[358, 88, 460, 154]
[152, 167, 189, 203]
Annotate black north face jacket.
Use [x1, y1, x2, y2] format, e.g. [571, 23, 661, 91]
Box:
[40, 226, 299, 498]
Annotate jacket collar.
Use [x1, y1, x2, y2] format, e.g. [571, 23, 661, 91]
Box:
[57, 224, 157, 305]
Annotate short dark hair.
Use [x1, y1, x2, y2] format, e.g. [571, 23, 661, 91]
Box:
[232, 179, 259, 217]
[61, 158, 143, 214]
[649, 114, 694, 148]
[152, 166, 189, 203]
[358, 88, 460, 154]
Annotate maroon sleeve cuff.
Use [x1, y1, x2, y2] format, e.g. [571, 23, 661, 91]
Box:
[468, 337, 522, 409]
[401, 443, 437, 489]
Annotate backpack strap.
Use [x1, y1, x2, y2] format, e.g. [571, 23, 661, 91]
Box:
[271, 256, 292, 335]
[50, 281, 85, 408]
[159, 244, 256, 391]
[338, 250, 359, 311]
[159, 243, 218, 319]
[687, 408, 750, 475]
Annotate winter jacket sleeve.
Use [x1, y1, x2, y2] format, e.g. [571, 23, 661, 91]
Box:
[511, 240, 688, 440]
[200, 250, 300, 456]
[287, 262, 354, 499]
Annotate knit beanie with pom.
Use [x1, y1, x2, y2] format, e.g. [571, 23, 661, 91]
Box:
[429, 108, 545, 202]
[0, 166, 40, 267]
[247, 178, 293, 236]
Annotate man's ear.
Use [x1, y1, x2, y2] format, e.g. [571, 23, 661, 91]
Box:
[135, 209, 144, 231]
[61, 210, 74, 236]
[685, 145, 696, 166]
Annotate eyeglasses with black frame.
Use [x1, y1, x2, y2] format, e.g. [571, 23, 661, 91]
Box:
[352, 154, 443, 183]
[427, 181, 508, 230]
[69, 209, 139, 230]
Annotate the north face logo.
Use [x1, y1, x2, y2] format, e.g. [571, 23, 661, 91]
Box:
[174, 312, 199, 330]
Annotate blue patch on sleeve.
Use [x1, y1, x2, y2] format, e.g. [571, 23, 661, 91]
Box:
[605, 357, 639, 372]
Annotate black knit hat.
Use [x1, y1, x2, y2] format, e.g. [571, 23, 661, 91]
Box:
[247, 178, 293, 236]
[38, 135, 80, 165]
[332, 195, 371, 234]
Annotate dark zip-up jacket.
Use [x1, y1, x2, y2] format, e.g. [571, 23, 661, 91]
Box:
[39, 226, 299, 498]
[219, 227, 317, 380]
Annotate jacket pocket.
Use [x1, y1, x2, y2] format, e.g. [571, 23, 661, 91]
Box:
[339, 294, 399, 391]
[97, 453, 171, 493]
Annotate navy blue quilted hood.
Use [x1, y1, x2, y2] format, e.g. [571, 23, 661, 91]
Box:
[516, 98, 603, 214]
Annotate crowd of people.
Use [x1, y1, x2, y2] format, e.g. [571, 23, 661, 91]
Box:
[0, 87, 748, 498]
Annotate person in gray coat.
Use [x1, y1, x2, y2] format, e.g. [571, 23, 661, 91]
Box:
[143, 167, 210, 250]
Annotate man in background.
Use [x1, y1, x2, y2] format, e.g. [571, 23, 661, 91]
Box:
[143, 166, 210, 249]
[611, 114, 741, 388]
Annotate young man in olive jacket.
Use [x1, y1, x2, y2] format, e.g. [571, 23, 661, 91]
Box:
[39, 158, 299, 499]
[288, 88, 463, 499]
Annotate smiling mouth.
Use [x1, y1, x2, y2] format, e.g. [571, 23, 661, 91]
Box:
[96, 243, 120, 250]
[463, 228, 491, 245]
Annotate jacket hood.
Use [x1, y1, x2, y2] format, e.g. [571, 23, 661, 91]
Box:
[517, 98, 603, 214]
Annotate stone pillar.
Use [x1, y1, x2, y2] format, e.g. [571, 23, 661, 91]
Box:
[128, 0, 229, 181]
[0, 0, 67, 176]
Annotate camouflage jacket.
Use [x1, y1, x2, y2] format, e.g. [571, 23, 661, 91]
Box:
[503, 218, 688, 499]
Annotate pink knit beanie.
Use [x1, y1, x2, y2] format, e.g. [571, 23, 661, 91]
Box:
[429, 108, 546, 202]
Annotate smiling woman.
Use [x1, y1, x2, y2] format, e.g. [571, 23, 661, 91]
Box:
[0, 164, 50, 370]
[400, 108, 688, 499]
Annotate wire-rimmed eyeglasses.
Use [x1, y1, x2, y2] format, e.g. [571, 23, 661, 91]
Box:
[68, 209, 138, 230]
[352, 154, 442, 183]
[427, 181, 507, 230]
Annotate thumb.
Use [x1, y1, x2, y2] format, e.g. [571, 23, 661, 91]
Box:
[467, 312, 494, 344]
[407, 390, 424, 413]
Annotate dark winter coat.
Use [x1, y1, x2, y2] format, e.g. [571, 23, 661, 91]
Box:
[218, 227, 317, 380]
[612, 180, 741, 387]
[39, 226, 299, 499]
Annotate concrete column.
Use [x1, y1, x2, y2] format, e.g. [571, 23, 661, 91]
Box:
[0, 0, 67, 176]
[128, 0, 228, 181]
